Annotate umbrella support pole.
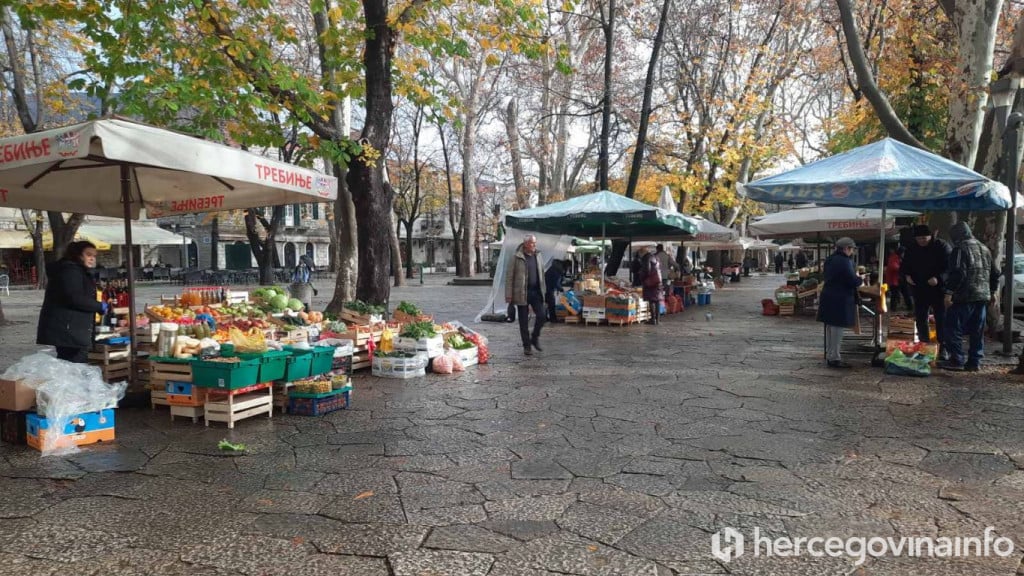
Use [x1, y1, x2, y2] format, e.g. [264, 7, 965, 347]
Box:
[121, 164, 138, 387]
[874, 203, 887, 362]
[600, 223, 606, 294]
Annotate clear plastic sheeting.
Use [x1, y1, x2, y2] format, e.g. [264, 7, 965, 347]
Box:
[475, 228, 574, 322]
[2, 353, 126, 456]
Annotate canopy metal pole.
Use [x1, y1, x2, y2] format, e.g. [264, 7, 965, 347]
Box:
[600, 222, 606, 294]
[121, 164, 138, 386]
[877, 202, 887, 352]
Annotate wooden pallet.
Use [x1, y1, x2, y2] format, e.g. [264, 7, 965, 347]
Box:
[778, 305, 795, 316]
[607, 316, 639, 326]
[170, 404, 204, 423]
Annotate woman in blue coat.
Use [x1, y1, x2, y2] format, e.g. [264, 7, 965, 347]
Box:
[818, 237, 863, 368]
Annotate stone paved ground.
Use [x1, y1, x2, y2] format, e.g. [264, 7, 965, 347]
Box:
[1, 274, 1024, 575]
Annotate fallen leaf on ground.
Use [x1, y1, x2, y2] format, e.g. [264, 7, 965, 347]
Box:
[354, 491, 375, 500]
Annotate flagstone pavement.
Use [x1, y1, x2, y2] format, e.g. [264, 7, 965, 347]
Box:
[1, 274, 1024, 575]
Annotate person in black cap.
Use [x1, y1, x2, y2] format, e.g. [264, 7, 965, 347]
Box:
[901, 224, 951, 356]
[819, 237, 863, 368]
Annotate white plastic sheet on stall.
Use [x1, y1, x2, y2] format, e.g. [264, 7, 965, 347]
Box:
[2, 353, 126, 456]
[475, 228, 574, 323]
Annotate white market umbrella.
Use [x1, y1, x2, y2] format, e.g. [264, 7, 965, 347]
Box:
[685, 215, 739, 247]
[748, 205, 919, 238]
[0, 117, 338, 379]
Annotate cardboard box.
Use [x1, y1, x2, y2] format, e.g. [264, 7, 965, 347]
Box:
[26, 409, 116, 452]
[0, 379, 36, 411]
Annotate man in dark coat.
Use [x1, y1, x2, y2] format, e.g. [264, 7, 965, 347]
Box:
[773, 252, 784, 274]
[901, 224, 951, 354]
[795, 251, 808, 269]
[544, 259, 566, 322]
[37, 241, 106, 363]
[818, 237, 863, 368]
[940, 222, 999, 371]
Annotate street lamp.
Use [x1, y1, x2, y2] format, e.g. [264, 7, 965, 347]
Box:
[992, 76, 1023, 356]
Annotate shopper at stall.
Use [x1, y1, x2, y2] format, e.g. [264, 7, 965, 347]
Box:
[37, 241, 106, 363]
[654, 244, 678, 291]
[639, 247, 664, 325]
[940, 222, 999, 371]
[506, 235, 546, 355]
[545, 259, 567, 322]
[819, 237, 863, 369]
[884, 247, 904, 310]
[788, 253, 795, 272]
[796, 251, 808, 269]
[902, 225, 951, 354]
[774, 252, 784, 274]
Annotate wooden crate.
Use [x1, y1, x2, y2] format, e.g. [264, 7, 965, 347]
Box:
[151, 361, 192, 383]
[205, 385, 273, 429]
[393, 309, 433, 324]
[339, 309, 374, 325]
[150, 389, 171, 409]
[778, 304, 795, 316]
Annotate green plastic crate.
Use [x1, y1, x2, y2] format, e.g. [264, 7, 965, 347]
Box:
[288, 386, 352, 399]
[226, 350, 292, 383]
[283, 351, 313, 382]
[191, 358, 260, 390]
[309, 346, 336, 376]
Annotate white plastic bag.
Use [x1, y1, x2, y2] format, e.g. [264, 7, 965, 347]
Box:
[3, 353, 126, 456]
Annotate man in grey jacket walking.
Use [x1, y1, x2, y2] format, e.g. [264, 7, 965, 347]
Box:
[505, 235, 546, 355]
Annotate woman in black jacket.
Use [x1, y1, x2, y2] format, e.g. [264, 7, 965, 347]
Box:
[37, 241, 105, 363]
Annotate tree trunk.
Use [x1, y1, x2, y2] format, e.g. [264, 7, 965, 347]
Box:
[460, 125, 478, 276]
[244, 207, 283, 286]
[439, 123, 465, 276]
[607, 0, 670, 277]
[326, 163, 358, 312]
[47, 213, 84, 259]
[210, 216, 219, 270]
[390, 208, 404, 287]
[343, 0, 396, 305]
[944, 0, 1003, 167]
[22, 210, 46, 289]
[505, 100, 530, 209]
[404, 221, 415, 279]
[596, 0, 615, 191]
[835, 0, 926, 149]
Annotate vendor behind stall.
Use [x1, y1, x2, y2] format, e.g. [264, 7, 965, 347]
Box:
[37, 241, 106, 363]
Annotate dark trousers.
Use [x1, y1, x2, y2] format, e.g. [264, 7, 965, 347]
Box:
[912, 286, 945, 345]
[517, 289, 545, 348]
[946, 302, 986, 367]
[56, 346, 88, 363]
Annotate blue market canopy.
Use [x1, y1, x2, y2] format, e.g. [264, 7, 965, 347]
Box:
[505, 190, 698, 238]
[741, 138, 1011, 212]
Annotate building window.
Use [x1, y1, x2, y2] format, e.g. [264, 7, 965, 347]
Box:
[312, 203, 320, 220]
[285, 205, 294, 227]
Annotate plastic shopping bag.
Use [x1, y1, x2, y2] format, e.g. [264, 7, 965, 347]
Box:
[883, 349, 932, 377]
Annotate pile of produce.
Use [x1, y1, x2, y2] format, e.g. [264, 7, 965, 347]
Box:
[252, 287, 305, 313]
[445, 333, 475, 350]
[397, 301, 422, 316]
[400, 321, 437, 340]
[463, 332, 489, 364]
[344, 300, 386, 317]
[148, 305, 197, 322]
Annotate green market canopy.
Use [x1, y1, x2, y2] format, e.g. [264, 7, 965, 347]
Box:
[505, 190, 698, 239]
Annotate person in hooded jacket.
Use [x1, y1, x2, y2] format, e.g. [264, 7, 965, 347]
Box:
[940, 222, 1000, 371]
[901, 224, 951, 353]
[37, 241, 106, 363]
[818, 237, 863, 368]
